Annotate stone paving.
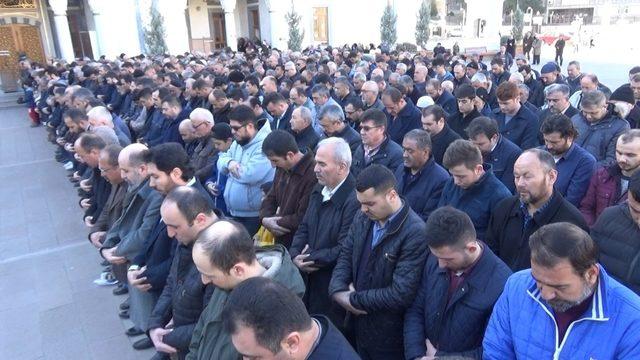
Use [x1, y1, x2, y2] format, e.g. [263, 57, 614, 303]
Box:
[0, 106, 153, 360]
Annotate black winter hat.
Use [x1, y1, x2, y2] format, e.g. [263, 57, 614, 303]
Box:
[610, 85, 635, 105]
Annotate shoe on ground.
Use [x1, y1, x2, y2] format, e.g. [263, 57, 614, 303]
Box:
[63, 161, 74, 170]
[118, 309, 129, 319]
[133, 337, 153, 350]
[93, 272, 118, 286]
[30, 122, 41, 128]
[100, 259, 110, 266]
[119, 298, 130, 311]
[125, 326, 145, 337]
[113, 283, 128, 295]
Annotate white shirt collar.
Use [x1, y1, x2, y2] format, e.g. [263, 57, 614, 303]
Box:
[321, 176, 348, 202]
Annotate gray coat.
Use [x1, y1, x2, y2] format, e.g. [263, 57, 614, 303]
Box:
[191, 135, 217, 176]
[102, 179, 163, 260]
[571, 109, 630, 165]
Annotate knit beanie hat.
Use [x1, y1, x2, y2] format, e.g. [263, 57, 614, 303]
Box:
[541, 62, 558, 74]
[610, 85, 635, 105]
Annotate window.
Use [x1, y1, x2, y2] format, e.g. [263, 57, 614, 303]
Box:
[313, 7, 328, 43]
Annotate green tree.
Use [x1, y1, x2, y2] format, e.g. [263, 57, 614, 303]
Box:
[380, 5, 397, 48]
[415, 0, 431, 48]
[285, 6, 305, 51]
[512, 7, 524, 42]
[143, 2, 168, 55]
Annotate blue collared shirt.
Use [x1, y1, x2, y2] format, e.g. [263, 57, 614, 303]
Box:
[371, 205, 403, 248]
[519, 196, 553, 230]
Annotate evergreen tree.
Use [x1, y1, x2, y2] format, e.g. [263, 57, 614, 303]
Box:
[285, 6, 304, 51]
[512, 7, 524, 42]
[415, 0, 431, 48]
[143, 3, 168, 55]
[380, 5, 397, 48]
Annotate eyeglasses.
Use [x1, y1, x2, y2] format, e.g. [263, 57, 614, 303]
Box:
[546, 98, 562, 103]
[360, 125, 382, 132]
[193, 122, 207, 129]
[99, 167, 116, 173]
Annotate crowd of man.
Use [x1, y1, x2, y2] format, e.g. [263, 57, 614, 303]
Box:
[21, 41, 640, 359]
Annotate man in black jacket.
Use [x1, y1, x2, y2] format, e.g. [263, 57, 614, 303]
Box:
[147, 187, 220, 359]
[350, 108, 403, 177]
[290, 137, 360, 328]
[290, 106, 320, 153]
[467, 116, 522, 193]
[421, 105, 461, 165]
[404, 207, 511, 359]
[222, 277, 359, 360]
[318, 104, 362, 155]
[329, 165, 428, 360]
[486, 149, 588, 271]
[591, 172, 640, 294]
[395, 129, 449, 221]
[448, 84, 482, 138]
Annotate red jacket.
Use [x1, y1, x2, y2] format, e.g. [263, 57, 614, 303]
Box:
[579, 164, 628, 226]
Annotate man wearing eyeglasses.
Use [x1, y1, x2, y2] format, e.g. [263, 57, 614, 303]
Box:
[89, 144, 127, 249]
[189, 108, 218, 182]
[350, 108, 403, 177]
[537, 84, 579, 143]
[218, 105, 275, 236]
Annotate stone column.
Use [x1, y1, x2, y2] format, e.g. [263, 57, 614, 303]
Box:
[265, 0, 287, 49]
[87, 0, 110, 57]
[220, 0, 238, 51]
[48, 0, 75, 61]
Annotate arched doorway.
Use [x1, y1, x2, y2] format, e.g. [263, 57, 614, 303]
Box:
[0, 16, 45, 92]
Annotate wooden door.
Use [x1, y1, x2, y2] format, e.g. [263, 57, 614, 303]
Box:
[211, 12, 227, 49]
[249, 9, 260, 41]
[0, 24, 45, 92]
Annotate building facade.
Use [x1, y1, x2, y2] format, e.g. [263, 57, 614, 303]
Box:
[0, 0, 508, 90]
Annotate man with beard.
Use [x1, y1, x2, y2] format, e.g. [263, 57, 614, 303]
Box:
[218, 105, 274, 235]
[483, 222, 640, 359]
[541, 114, 596, 207]
[485, 149, 588, 271]
[580, 130, 640, 226]
[404, 207, 511, 359]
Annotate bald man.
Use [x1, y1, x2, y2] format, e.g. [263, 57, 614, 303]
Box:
[179, 119, 197, 156]
[412, 65, 429, 104]
[100, 143, 164, 299]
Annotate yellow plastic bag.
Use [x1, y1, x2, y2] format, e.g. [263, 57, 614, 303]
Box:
[254, 226, 275, 247]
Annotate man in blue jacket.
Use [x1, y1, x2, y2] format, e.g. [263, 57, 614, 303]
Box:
[404, 207, 511, 360]
[329, 165, 428, 360]
[571, 90, 630, 165]
[541, 114, 596, 207]
[438, 140, 512, 240]
[395, 129, 449, 221]
[218, 105, 274, 236]
[467, 116, 522, 193]
[483, 222, 640, 359]
[426, 79, 458, 116]
[381, 87, 422, 145]
[492, 81, 540, 149]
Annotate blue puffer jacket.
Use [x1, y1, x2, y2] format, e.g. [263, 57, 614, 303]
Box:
[437, 164, 511, 240]
[218, 120, 274, 217]
[483, 266, 640, 359]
